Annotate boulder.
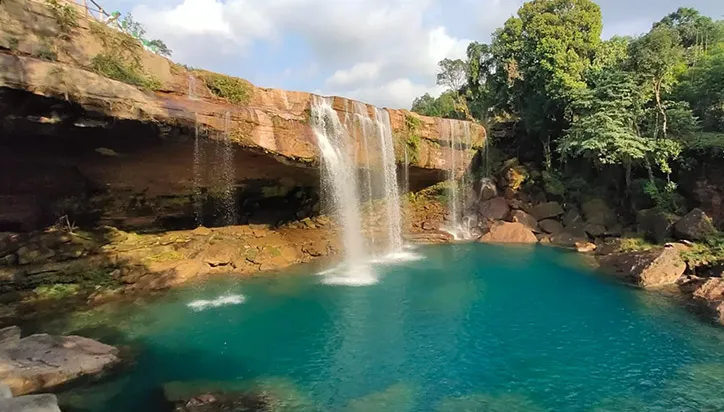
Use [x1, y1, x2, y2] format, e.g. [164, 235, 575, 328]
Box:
[0, 383, 11, 399]
[539, 219, 564, 235]
[674, 208, 716, 241]
[478, 178, 498, 202]
[0, 326, 20, 349]
[0, 333, 119, 395]
[530, 202, 564, 221]
[478, 197, 510, 221]
[598, 243, 688, 288]
[562, 209, 584, 227]
[576, 242, 597, 253]
[508, 210, 539, 233]
[551, 232, 588, 248]
[584, 223, 606, 238]
[637, 208, 679, 244]
[480, 222, 537, 244]
[581, 198, 617, 227]
[691, 277, 724, 326]
[0, 394, 61, 412]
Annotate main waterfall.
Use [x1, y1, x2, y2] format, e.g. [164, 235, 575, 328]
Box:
[310, 96, 411, 285]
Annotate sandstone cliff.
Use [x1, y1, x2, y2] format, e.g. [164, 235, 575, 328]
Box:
[0, 0, 485, 232]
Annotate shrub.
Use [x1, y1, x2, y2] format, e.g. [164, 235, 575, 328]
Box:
[681, 232, 724, 268]
[91, 52, 161, 90]
[201, 73, 252, 104]
[45, 0, 78, 41]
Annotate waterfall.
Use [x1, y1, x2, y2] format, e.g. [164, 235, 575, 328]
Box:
[346, 102, 376, 253]
[219, 112, 237, 225]
[443, 119, 476, 240]
[402, 146, 410, 196]
[188, 75, 197, 100]
[447, 120, 460, 236]
[310, 96, 373, 284]
[190, 77, 202, 226]
[373, 107, 403, 253]
[193, 121, 203, 226]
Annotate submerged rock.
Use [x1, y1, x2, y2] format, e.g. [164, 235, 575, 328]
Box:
[598, 243, 688, 288]
[0, 393, 61, 412]
[479, 222, 537, 244]
[691, 277, 724, 326]
[0, 329, 119, 395]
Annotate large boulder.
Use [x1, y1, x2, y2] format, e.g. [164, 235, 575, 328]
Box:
[598, 243, 688, 287]
[637, 208, 679, 244]
[0, 331, 119, 395]
[674, 208, 716, 241]
[530, 202, 564, 221]
[478, 197, 510, 221]
[550, 232, 589, 248]
[508, 210, 539, 233]
[581, 198, 617, 227]
[478, 178, 498, 202]
[539, 219, 564, 235]
[691, 277, 724, 326]
[0, 394, 61, 412]
[480, 222, 537, 244]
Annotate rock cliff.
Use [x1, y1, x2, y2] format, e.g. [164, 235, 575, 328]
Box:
[0, 0, 485, 232]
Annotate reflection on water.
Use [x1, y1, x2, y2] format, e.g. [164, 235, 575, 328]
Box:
[27, 244, 724, 412]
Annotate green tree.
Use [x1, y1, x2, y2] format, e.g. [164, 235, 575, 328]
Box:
[628, 26, 685, 139]
[436, 58, 467, 92]
[485, 0, 603, 170]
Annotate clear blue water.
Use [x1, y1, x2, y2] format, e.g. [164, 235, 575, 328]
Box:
[44, 244, 724, 411]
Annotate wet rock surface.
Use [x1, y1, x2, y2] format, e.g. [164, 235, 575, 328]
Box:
[598, 244, 688, 288]
[0, 327, 119, 396]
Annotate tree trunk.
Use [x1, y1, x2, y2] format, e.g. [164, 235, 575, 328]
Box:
[541, 135, 552, 171]
[654, 78, 667, 139]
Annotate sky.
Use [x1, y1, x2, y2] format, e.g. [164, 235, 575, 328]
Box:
[100, 0, 724, 109]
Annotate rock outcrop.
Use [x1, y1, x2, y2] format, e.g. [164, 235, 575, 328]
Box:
[480, 222, 537, 244]
[0, 0, 485, 232]
[0, 382, 60, 412]
[691, 277, 724, 326]
[0, 327, 119, 396]
[674, 208, 716, 241]
[598, 243, 688, 288]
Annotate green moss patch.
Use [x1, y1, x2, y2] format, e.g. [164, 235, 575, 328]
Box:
[198, 72, 252, 105]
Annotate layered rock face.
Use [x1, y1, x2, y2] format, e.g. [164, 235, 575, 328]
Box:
[0, 0, 485, 232]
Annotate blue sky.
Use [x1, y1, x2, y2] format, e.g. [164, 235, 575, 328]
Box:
[100, 0, 724, 109]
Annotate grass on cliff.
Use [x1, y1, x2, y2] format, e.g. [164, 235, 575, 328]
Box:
[405, 114, 422, 164]
[45, 0, 79, 41]
[198, 71, 252, 104]
[88, 21, 161, 91]
[91, 53, 161, 90]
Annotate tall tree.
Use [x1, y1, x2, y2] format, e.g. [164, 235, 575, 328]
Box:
[486, 0, 603, 169]
[628, 26, 685, 140]
[436, 58, 468, 93]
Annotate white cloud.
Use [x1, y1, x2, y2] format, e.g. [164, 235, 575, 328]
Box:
[124, 0, 724, 109]
[326, 63, 381, 88]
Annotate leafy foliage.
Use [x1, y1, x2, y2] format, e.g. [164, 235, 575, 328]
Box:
[200, 72, 252, 104]
[45, 0, 78, 41]
[680, 232, 724, 267]
[411, 91, 465, 119]
[91, 53, 161, 90]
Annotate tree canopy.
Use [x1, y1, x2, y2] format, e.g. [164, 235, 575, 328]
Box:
[410, 0, 724, 211]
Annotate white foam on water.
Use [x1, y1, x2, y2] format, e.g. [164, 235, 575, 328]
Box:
[319, 264, 378, 286]
[187, 294, 245, 311]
